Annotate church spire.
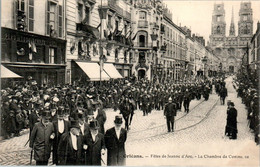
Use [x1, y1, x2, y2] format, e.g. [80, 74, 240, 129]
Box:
[229, 6, 235, 36]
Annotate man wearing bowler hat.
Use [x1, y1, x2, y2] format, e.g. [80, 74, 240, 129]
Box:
[29, 110, 55, 165]
[83, 120, 105, 165]
[57, 120, 84, 165]
[105, 115, 127, 166]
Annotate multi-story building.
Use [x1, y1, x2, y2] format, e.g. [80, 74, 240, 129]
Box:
[130, 0, 163, 81]
[209, 2, 253, 73]
[1, 0, 66, 86]
[249, 21, 260, 72]
[65, 0, 133, 84]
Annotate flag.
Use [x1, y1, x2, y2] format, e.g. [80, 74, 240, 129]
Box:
[132, 31, 137, 40]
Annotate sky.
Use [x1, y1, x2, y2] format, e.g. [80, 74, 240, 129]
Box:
[163, 0, 260, 44]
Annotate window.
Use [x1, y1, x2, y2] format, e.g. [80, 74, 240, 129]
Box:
[77, 3, 83, 22]
[217, 16, 221, 22]
[139, 11, 146, 20]
[115, 20, 119, 31]
[28, 0, 34, 31]
[108, 15, 112, 28]
[49, 48, 56, 64]
[46, 1, 63, 37]
[85, 6, 90, 25]
[125, 24, 127, 35]
[243, 15, 248, 21]
[217, 6, 220, 10]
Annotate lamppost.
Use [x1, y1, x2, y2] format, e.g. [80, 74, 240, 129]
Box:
[202, 56, 208, 79]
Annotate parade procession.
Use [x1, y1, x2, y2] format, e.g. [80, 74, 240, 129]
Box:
[0, 0, 260, 166]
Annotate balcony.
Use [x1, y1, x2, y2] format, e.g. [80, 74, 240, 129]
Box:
[153, 23, 160, 30]
[160, 45, 167, 52]
[133, 42, 152, 49]
[138, 20, 148, 28]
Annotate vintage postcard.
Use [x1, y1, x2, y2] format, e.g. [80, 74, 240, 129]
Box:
[1, 0, 259, 166]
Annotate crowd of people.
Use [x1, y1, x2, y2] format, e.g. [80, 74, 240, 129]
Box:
[233, 71, 259, 145]
[3, 74, 253, 165]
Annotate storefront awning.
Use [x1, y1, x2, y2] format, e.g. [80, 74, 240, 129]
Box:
[1, 65, 23, 78]
[76, 62, 110, 81]
[103, 63, 123, 79]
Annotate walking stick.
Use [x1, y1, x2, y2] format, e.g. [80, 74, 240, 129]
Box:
[84, 151, 87, 165]
[30, 148, 33, 165]
[24, 139, 30, 147]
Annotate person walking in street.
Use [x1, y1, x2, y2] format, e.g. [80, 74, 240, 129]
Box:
[164, 97, 177, 132]
[29, 110, 55, 165]
[52, 107, 71, 165]
[57, 120, 84, 165]
[83, 120, 106, 165]
[105, 115, 127, 166]
[225, 102, 238, 139]
[219, 86, 228, 105]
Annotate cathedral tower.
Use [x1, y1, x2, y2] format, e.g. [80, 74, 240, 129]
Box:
[238, 2, 253, 37]
[209, 3, 226, 46]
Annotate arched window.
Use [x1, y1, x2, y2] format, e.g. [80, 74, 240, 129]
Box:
[139, 35, 145, 47]
[217, 26, 221, 34]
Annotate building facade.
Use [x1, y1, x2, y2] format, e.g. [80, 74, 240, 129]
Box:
[249, 21, 260, 71]
[209, 2, 253, 74]
[1, 0, 67, 86]
[65, 0, 133, 84]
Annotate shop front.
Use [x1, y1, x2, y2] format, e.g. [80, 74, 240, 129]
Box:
[1, 28, 66, 86]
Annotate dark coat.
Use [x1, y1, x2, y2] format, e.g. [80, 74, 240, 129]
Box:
[57, 132, 84, 165]
[226, 107, 237, 133]
[29, 111, 40, 132]
[105, 127, 127, 166]
[94, 109, 107, 135]
[164, 102, 177, 117]
[83, 132, 105, 165]
[29, 121, 54, 162]
[52, 120, 71, 164]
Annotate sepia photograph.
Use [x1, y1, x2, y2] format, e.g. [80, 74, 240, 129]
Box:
[0, 0, 259, 166]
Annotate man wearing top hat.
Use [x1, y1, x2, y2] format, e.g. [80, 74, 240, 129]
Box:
[105, 115, 127, 166]
[57, 120, 84, 165]
[164, 97, 177, 132]
[52, 107, 71, 165]
[29, 110, 55, 165]
[78, 112, 90, 136]
[83, 120, 106, 165]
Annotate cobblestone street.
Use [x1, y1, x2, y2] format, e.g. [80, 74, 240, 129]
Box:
[0, 77, 258, 166]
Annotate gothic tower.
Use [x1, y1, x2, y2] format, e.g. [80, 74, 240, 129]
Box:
[229, 7, 235, 36]
[209, 3, 226, 46]
[238, 2, 253, 37]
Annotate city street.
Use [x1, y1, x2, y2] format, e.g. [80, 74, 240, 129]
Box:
[0, 77, 258, 166]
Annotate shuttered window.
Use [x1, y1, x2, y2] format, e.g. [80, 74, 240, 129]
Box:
[28, 0, 34, 31]
[58, 5, 62, 37]
[46, 1, 56, 35]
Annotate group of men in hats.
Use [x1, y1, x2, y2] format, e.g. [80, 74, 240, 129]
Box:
[233, 72, 259, 145]
[29, 108, 127, 166]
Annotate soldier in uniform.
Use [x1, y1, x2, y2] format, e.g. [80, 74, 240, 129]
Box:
[164, 97, 177, 132]
[183, 89, 191, 113]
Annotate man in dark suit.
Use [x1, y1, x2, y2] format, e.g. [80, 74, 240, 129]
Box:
[164, 97, 177, 132]
[29, 110, 55, 165]
[52, 107, 70, 165]
[83, 120, 105, 165]
[105, 115, 127, 166]
[57, 120, 84, 165]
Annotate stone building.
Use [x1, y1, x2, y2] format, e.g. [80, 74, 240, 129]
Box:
[1, 0, 67, 86]
[209, 2, 253, 73]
